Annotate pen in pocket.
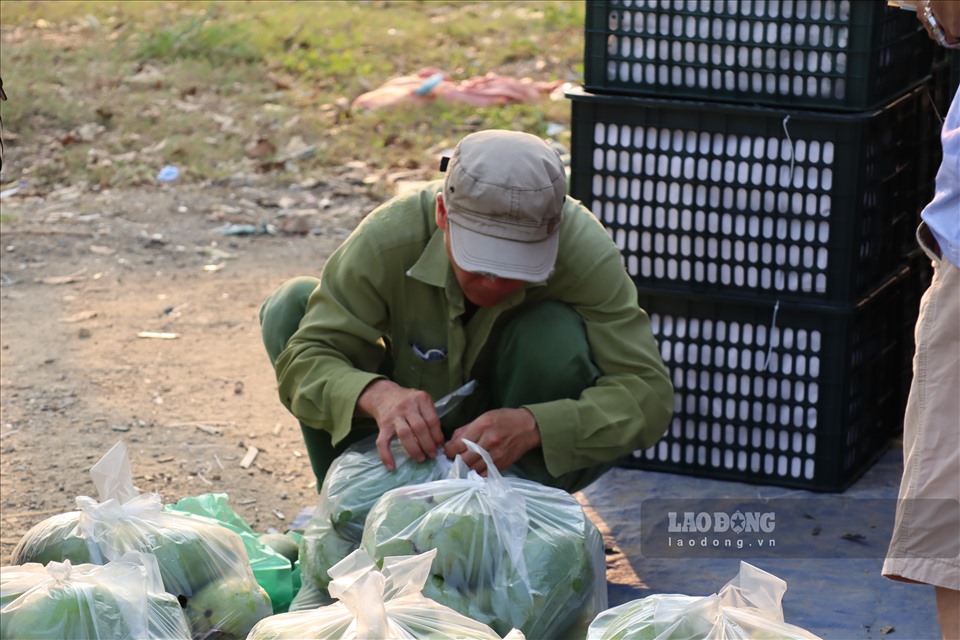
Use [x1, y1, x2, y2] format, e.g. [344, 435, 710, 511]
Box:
[411, 342, 447, 362]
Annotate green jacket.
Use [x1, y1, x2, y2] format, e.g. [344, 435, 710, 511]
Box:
[275, 181, 673, 477]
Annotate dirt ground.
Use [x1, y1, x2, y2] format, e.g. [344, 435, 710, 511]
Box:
[0, 172, 398, 561]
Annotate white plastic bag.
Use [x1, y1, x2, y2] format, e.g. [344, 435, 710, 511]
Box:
[361, 440, 607, 639]
[586, 561, 822, 640]
[249, 548, 520, 639]
[9, 441, 272, 640]
[0, 552, 191, 639]
[293, 436, 453, 610]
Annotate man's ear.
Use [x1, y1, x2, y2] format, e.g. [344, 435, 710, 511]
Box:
[435, 192, 448, 230]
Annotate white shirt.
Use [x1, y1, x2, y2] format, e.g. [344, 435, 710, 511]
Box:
[922, 88, 960, 268]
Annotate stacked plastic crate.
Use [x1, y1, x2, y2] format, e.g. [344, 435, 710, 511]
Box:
[567, 0, 941, 491]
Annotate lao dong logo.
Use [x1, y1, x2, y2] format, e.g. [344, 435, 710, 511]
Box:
[665, 510, 776, 551]
[668, 510, 776, 534]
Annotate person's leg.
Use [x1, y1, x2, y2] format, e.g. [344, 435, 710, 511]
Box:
[260, 276, 366, 489]
[491, 301, 609, 492]
[260, 276, 319, 366]
[936, 586, 960, 640]
[884, 226, 960, 635]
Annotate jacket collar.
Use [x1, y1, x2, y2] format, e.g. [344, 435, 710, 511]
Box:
[405, 228, 449, 288]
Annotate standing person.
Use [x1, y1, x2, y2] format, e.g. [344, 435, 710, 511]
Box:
[884, 2, 960, 638]
[260, 129, 674, 494]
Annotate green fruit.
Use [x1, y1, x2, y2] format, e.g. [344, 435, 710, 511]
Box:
[322, 439, 450, 541]
[147, 519, 249, 598]
[146, 590, 192, 639]
[422, 576, 494, 629]
[11, 509, 252, 607]
[360, 491, 432, 552]
[0, 580, 128, 640]
[419, 510, 500, 589]
[257, 533, 299, 566]
[183, 576, 272, 639]
[11, 512, 94, 566]
[298, 515, 357, 594]
[362, 477, 607, 640]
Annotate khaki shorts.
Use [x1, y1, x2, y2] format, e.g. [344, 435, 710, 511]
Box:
[883, 223, 960, 590]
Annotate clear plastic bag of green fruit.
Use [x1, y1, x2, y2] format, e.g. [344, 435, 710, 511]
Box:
[293, 436, 453, 611]
[8, 441, 273, 640]
[163, 492, 299, 614]
[585, 562, 822, 640]
[249, 548, 523, 640]
[0, 552, 191, 640]
[360, 440, 607, 640]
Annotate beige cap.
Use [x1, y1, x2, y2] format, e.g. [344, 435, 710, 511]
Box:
[442, 130, 566, 282]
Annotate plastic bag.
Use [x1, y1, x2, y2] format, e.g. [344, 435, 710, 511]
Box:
[0, 552, 191, 639]
[293, 436, 453, 610]
[9, 441, 272, 640]
[360, 440, 607, 640]
[164, 492, 297, 614]
[249, 548, 521, 639]
[586, 562, 822, 640]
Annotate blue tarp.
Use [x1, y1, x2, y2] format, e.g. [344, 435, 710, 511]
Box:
[579, 446, 940, 639]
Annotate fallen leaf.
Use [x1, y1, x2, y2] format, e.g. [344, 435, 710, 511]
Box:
[279, 135, 314, 161]
[267, 72, 293, 90]
[210, 112, 239, 134]
[76, 123, 105, 142]
[95, 106, 114, 122]
[141, 138, 168, 154]
[61, 310, 98, 323]
[172, 99, 202, 113]
[257, 160, 286, 172]
[244, 137, 276, 159]
[196, 425, 223, 436]
[276, 216, 312, 235]
[125, 64, 165, 86]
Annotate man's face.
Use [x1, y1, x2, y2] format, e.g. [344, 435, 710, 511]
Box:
[444, 231, 526, 306]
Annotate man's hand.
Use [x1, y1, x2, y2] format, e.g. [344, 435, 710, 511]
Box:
[443, 408, 541, 475]
[356, 379, 444, 471]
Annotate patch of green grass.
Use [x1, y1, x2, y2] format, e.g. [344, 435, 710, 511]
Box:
[135, 11, 261, 65]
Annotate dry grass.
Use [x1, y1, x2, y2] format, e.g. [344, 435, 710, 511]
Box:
[0, 1, 586, 190]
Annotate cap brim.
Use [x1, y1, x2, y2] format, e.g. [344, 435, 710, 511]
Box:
[448, 218, 558, 282]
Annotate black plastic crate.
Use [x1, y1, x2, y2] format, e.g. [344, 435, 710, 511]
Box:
[584, 0, 934, 111]
[622, 267, 911, 491]
[567, 85, 937, 303]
